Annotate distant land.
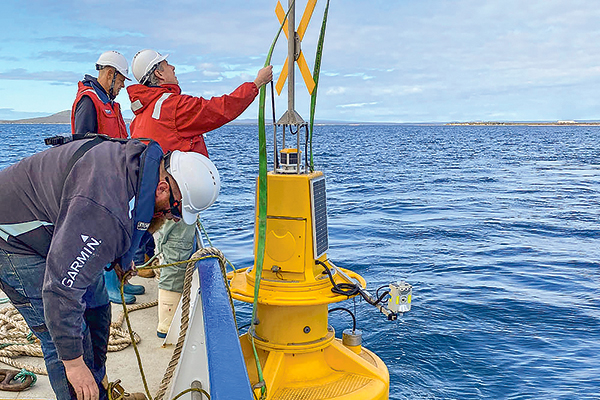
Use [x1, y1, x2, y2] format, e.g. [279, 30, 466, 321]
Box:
[446, 120, 600, 126]
[0, 110, 72, 124]
[2, 111, 600, 126]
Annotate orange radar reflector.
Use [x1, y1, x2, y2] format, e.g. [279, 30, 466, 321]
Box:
[297, 0, 317, 40]
[276, 54, 315, 95]
[297, 52, 315, 94]
[275, 0, 316, 95]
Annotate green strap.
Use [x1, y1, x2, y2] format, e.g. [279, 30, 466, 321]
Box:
[253, 3, 295, 398]
[309, 0, 331, 172]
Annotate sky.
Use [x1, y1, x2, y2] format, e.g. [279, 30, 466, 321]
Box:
[1, 0, 600, 123]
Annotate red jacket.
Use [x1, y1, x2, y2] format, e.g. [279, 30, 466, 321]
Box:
[127, 82, 258, 156]
[71, 81, 128, 139]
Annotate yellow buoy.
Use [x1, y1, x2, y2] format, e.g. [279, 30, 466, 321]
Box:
[229, 171, 390, 400]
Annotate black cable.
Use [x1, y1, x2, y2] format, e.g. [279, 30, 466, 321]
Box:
[371, 290, 390, 306]
[353, 296, 357, 326]
[328, 307, 357, 332]
[288, 124, 299, 135]
[270, 80, 276, 125]
[316, 259, 360, 297]
[375, 285, 390, 304]
[316, 259, 389, 306]
[304, 125, 309, 171]
[376, 284, 390, 301]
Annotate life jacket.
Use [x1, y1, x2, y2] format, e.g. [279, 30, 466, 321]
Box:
[45, 133, 162, 272]
[71, 81, 128, 139]
[127, 82, 258, 156]
[128, 84, 209, 156]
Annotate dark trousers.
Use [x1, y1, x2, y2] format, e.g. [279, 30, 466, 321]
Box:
[0, 248, 110, 400]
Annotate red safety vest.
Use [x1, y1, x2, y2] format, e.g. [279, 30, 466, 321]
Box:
[71, 82, 128, 139]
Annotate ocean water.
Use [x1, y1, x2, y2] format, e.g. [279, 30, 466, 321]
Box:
[1, 123, 599, 399]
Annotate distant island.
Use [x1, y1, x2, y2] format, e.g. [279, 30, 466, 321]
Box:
[446, 120, 600, 126]
[0, 110, 72, 124]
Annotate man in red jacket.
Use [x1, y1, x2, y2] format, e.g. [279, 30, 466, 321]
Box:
[127, 49, 272, 337]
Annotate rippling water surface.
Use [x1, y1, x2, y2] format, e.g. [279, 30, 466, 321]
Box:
[1, 123, 599, 399]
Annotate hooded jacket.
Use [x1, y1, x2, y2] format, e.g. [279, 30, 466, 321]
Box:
[0, 138, 159, 360]
[71, 75, 128, 139]
[127, 82, 258, 156]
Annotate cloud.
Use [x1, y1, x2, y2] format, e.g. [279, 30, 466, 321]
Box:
[34, 50, 100, 63]
[338, 102, 378, 109]
[326, 87, 346, 95]
[0, 108, 52, 120]
[202, 70, 222, 78]
[2, 0, 600, 122]
[0, 68, 80, 84]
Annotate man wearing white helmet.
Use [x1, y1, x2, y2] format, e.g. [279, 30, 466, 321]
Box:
[126, 49, 272, 337]
[0, 134, 219, 400]
[71, 51, 130, 139]
[71, 51, 151, 305]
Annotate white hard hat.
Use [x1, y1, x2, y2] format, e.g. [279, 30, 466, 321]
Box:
[131, 49, 169, 84]
[96, 51, 131, 80]
[166, 151, 221, 225]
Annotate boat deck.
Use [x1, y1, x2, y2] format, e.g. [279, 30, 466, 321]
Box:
[0, 275, 174, 400]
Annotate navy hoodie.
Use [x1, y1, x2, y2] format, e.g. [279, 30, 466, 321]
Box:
[0, 138, 149, 360]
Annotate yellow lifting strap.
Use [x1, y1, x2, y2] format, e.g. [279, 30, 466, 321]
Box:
[275, 0, 317, 95]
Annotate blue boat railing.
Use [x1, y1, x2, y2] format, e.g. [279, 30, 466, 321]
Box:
[167, 257, 253, 399]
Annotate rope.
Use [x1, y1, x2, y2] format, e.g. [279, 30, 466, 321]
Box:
[0, 245, 230, 399]
[103, 248, 226, 400]
[0, 357, 45, 375]
[153, 248, 226, 400]
[0, 300, 154, 375]
[196, 220, 238, 271]
[15, 368, 37, 386]
[170, 387, 211, 400]
[111, 301, 158, 332]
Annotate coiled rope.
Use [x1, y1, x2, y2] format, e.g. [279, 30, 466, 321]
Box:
[0, 300, 154, 375]
[0, 246, 230, 400]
